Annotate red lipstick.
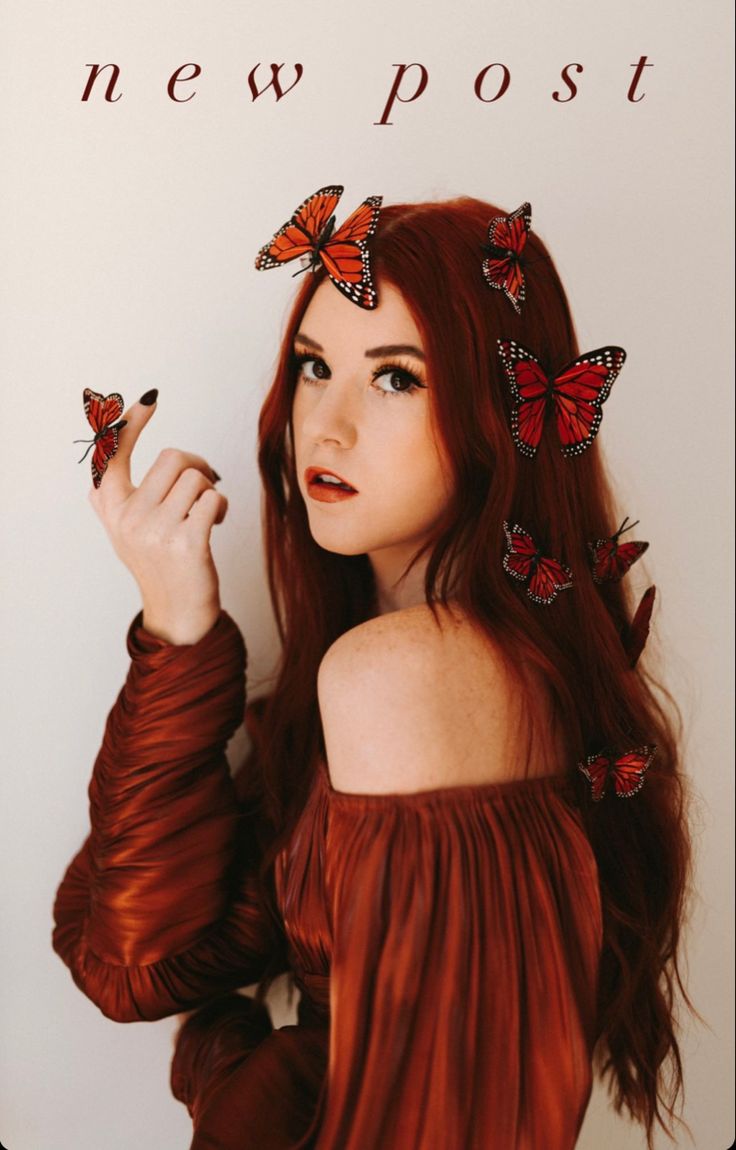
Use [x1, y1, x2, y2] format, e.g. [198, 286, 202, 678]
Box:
[305, 466, 358, 502]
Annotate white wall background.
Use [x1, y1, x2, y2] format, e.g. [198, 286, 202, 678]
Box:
[0, 1, 733, 1147]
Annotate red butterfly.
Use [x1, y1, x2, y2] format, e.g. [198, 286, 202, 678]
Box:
[577, 745, 657, 801]
[502, 521, 573, 605]
[254, 185, 382, 309]
[497, 339, 626, 458]
[622, 585, 656, 668]
[589, 516, 649, 584]
[73, 389, 127, 488]
[482, 201, 531, 314]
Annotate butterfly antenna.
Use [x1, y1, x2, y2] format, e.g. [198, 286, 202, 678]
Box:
[617, 516, 640, 537]
[74, 440, 96, 463]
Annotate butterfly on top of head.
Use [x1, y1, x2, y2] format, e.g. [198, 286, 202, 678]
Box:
[481, 201, 532, 315]
[502, 520, 573, 606]
[254, 185, 382, 310]
[497, 338, 626, 459]
[577, 745, 657, 801]
[73, 388, 127, 488]
[589, 516, 649, 584]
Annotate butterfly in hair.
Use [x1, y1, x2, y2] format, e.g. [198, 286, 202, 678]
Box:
[497, 339, 626, 458]
[73, 388, 127, 488]
[622, 584, 656, 668]
[255, 185, 382, 309]
[589, 516, 649, 583]
[481, 201, 532, 314]
[577, 745, 657, 801]
[502, 521, 573, 605]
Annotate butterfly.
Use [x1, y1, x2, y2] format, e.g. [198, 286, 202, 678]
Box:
[621, 585, 656, 668]
[73, 388, 127, 488]
[589, 516, 649, 584]
[481, 201, 532, 314]
[502, 521, 574, 605]
[577, 745, 657, 801]
[254, 185, 382, 309]
[497, 339, 626, 458]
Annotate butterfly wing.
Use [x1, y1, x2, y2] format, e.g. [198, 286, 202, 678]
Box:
[527, 554, 574, 605]
[622, 585, 656, 668]
[319, 195, 382, 309]
[255, 185, 343, 270]
[590, 536, 649, 583]
[497, 339, 549, 457]
[577, 751, 612, 802]
[502, 520, 538, 583]
[550, 347, 626, 457]
[609, 746, 657, 798]
[90, 425, 122, 488]
[483, 202, 532, 313]
[83, 388, 124, 435]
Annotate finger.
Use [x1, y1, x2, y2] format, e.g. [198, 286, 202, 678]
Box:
[95, 389, 160, 505]
[185, 488, 229, 533]
[158, 467, 217, 524]
[134, 447, 220, 510]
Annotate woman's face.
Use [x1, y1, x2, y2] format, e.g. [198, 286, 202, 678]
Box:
[291, 280, 455, 570]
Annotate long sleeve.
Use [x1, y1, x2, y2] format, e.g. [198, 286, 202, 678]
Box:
[314, 776, 603, 1150]
[52, 610, 286, 1023]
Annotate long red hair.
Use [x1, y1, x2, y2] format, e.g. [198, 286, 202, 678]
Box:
[242, 197, 698, 1148]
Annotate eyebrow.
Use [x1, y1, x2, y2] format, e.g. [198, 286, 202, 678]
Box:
[294, 331, 425, 362]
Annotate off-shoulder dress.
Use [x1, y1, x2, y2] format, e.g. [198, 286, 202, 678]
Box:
[53, 610, 603, 1150]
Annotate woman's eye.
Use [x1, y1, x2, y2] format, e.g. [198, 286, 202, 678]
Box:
[373, 367, 423, 397]
[297, 357, 329, 382]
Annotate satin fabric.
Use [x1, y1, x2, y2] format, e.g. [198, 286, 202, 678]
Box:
[53, 610, 603, 1149]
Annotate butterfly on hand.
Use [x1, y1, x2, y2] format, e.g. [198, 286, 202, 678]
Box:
[502, 521, 574, 605]
[577, 745, 657, 801]
[481, 201, 532, 314]
[73, 388, 127, 489]
[589, 516, 649, 584]
[254, 185, 382, 310]
[497, 339, 626, 458]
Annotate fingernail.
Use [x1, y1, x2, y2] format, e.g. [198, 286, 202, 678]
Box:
[211, 470, 222, 483]
[139, 388, 159, 406]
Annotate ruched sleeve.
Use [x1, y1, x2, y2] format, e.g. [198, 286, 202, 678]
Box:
[52, 610, 286, 1024]
[313, 773, 603, 1150]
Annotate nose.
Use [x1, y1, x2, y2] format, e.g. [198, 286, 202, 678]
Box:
[299, 377, 359, 449]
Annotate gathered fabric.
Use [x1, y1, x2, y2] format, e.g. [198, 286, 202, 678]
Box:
[53, 610, 603, 1149]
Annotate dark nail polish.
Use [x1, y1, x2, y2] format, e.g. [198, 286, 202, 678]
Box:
[211, 470, 222, 483]
[139, 388, 159, 406]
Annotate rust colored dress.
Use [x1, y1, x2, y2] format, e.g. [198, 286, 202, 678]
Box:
[53, 610, 603, 1150]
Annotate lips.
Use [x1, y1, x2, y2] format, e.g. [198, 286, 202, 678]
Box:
[305, 466, 359, 502]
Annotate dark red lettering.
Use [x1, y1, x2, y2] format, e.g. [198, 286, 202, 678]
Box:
[168, 63, 201, 102]
[627, 55, 652, 102]
[247, 64, 304, 102]
[375, 64, 428, 126]
[553, 63, 583, 102]
[81, 64, 122, 103]
[474, 63, 511, 103]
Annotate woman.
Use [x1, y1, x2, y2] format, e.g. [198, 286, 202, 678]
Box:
[53, 193, 696, 1149]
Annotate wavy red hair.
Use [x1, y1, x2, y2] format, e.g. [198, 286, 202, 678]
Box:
[241, 197, 699, 1149]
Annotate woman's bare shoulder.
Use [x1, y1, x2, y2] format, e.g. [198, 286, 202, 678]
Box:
[317, 602, 529, 795]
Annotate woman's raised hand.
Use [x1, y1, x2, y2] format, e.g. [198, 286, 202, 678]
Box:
[89, 391, 228, 646]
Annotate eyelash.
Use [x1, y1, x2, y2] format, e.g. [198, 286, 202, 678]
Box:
[292, 352, 427, 398]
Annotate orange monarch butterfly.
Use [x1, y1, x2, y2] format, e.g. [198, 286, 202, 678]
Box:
[497, 338, 626, 458]
[255, 185, 382, 309]
[589, 516, 649, 583]
[502, 521, 574, 605]
[73, 388, 127, 489]
[577, 745, 657, 801]
[482, 201, 532, 314]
